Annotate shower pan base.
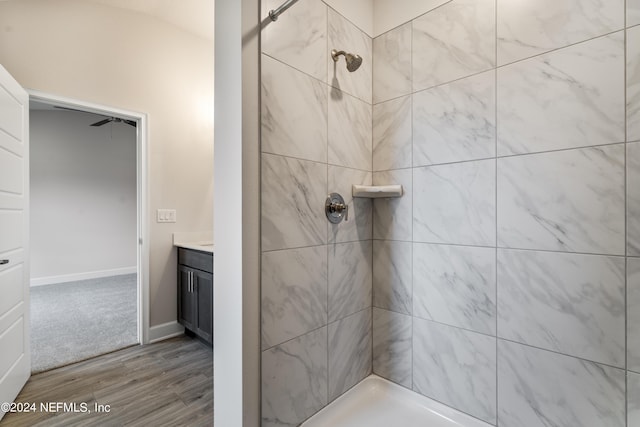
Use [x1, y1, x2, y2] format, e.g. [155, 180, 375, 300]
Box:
[302, 375, 491, 427]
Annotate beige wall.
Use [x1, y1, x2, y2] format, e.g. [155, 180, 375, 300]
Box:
[0, 0, 214, 327]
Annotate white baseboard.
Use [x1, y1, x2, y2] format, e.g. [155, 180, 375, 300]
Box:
[30, 266, 138, 287]
[149, 321, 185, 343]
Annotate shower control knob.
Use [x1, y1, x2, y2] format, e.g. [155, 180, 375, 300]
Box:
[325, 193, 348, 224]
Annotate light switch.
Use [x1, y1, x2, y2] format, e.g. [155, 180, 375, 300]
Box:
[157, 209, 177, 223]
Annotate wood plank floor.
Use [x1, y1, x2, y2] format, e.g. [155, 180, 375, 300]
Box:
[1, 336, 213, 426]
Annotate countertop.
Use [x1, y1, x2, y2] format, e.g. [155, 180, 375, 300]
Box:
[173, 232, 214, 254]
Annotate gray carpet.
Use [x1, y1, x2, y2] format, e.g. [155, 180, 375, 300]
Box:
[30, 274, 138, 373]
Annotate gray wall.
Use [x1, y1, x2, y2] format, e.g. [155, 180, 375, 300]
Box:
[372, 0, 640, 426]
[30, 110, 136, 283]
[259, 0, 374, 425]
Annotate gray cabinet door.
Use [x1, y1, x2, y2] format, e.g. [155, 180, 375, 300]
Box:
[194, 270, 213, 343]
[178, 265, 196, 331]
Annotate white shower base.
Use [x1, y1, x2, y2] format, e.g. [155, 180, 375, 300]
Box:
[302, 375, 491, 427]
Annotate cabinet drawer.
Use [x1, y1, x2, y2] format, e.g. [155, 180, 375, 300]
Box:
[178, 248, 213, 273]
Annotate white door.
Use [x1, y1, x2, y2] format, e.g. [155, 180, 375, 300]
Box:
[0, 64, 30, 421]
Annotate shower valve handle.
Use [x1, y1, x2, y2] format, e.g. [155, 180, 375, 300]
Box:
[332, 202, 348, 221]
[325, 193, 348, 224]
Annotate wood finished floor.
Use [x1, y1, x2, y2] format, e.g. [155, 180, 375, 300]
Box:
[1, 336, 213, 427]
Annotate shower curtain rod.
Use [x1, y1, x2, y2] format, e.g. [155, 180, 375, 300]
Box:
[268, 0, 299, 21]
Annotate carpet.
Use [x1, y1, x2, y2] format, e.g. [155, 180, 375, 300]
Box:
[30, 273, 138, 373]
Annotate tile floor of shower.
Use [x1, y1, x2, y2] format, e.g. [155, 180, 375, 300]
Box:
[302, 375, 489, 427]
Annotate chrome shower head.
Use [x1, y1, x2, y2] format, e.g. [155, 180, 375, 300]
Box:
[331, 49, 363, 72]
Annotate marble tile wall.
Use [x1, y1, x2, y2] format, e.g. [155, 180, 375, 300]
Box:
[260, 1, 373, 425]
[261, 0, 639, 425]
[371, 0, 637, 426]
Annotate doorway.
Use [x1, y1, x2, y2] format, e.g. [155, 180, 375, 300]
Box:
[27, 91, 149, 372]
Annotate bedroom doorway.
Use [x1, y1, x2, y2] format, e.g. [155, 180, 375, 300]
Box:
[28, 92, 149, 372]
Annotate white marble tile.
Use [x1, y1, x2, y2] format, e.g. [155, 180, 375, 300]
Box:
[497, 340, 626, 427]
[497, 249, 625, 367]
[373, 169, 412, 241]
[630, 143, 640, 255]
[497, 0, 624, 65]
[372, 308, 412, 388]
[413, 70, 496, 166]
[413, 243, 496, 335]
[373, 96, 411, 171]
[262, 154, 327, 252]
[497, 33, 625, 156]
[328, 8, 373, 104]
[373, 240, 412, 315]
[262, 0, 327, 82]
[328, 240, 372, 323]
[374, 0, 451, 37]
[373, 22, 411, 104]
[262, 327, 328, 427]
[497, 145, 625, 254]
[262, 246, 328, 350]
[629, 258, 640, 372]
[413, 159, 496, 246]
[630, 372, 640, 426]
[412, 0, 495, 92]
[628, 0, 640, 27]
[413, 318, 497, 424]
[262, 55, 328, 163]
[328, 166, 372, 244]
[328, 309, 372, 401]
[328, 88, 372, 171]
[629, 26, 640, 142]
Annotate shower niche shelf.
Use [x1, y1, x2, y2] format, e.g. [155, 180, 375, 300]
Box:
[352, 184, 403, 199]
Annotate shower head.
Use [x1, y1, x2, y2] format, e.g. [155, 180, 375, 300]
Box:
[331, 49, 363, 72]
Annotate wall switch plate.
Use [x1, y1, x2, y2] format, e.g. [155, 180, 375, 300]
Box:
[157, 209, 177, 223]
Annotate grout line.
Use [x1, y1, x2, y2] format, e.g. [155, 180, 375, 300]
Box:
[412, 309, 631, 373]
[372, 92, 413, 107]
[494, 0, 499, 422]
[410, 16, 415, 392]
[372, 0, 455, 40]
[262, 150, 373, 174]
[370, 16, 375, 379]
[495, 28, 626, 69]
[258, 35, 264, 423]
[497, 336, 627, 372]
[261, 51, 328, 88]
[325, 2, 330, 406]
[263, 240, 634, 260]
[624, 4, 629, 425]
[409, 15, 416, 391]
[412, 67, 496, 98]
[373, 141, 628, 174]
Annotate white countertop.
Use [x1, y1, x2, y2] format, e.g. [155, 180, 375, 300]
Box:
[174, 242, 214, 254]
[173, 231, 214, 254]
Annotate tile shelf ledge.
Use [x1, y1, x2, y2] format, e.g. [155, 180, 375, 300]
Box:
[352, 184, 403, 199]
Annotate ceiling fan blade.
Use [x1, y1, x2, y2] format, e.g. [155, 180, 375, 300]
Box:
[123, 120, 137, 127]
[90, 118, 113, 127]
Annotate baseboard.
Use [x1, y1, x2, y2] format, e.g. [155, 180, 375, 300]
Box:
[149, 321, 185, 343]
[30, 266, 137, 287]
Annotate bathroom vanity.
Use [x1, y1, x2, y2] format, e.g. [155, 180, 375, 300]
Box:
[177, 247, 213, 345]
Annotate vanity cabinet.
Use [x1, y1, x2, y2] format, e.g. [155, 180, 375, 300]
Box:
[178, 248, 213, 345]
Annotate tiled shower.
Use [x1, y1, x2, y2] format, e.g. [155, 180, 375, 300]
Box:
[260, 0, 640, 426]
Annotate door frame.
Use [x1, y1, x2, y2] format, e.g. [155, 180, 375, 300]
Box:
[27, 90, 150, 344]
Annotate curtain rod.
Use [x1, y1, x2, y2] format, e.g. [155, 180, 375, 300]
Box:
[268, 0, 300, 21]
